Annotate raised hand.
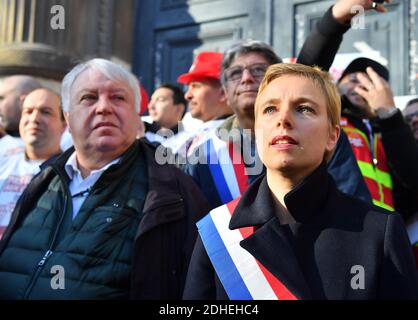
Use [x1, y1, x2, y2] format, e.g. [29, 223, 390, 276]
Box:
[354, 67, 397, 118]
[332, 0, 391, 24]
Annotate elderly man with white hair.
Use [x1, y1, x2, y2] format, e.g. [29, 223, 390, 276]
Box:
[0, 58, 209, 299]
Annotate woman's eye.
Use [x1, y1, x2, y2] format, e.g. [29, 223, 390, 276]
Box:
[298, 105, 314, 114]
[113, 95, 125, 101]
[263, 106, 276, 115]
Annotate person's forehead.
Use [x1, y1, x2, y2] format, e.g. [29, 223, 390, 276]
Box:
[153, 87, 174, 98]
[24, 90, 59, 105]
[0, 79, 16, 95]
[405, 102, 418, 114]
[72, 68, 131, 93]
[188, 77, 219, 87]
[341, 71, 367, 82]
[259, 75, 324, 104]
[230, 52, 270, 67]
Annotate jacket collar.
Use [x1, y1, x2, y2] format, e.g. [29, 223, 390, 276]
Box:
[230, 161, 331, 229]
[46, 142, 140, 191]
[1, 139, 186, 251]
[52, 139, 185, 210]
[48, 139, 186, 234]
[141, 139, 184, 213]
[218, 114, 240, 132]
[229, 162, 332, 300]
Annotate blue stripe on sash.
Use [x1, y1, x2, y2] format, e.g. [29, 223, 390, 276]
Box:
[197, 213, 252, 300]
[206, 139, 233, 203]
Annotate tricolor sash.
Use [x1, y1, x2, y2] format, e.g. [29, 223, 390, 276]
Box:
[205, 138, 249, 204]
[197, 198, 298, 300]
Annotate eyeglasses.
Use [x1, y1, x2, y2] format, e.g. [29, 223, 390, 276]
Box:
[224, 63, 269, 83]
[404, 111, 418, 122]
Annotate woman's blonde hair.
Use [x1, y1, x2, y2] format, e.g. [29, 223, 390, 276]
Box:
[255, 63, 341, 161]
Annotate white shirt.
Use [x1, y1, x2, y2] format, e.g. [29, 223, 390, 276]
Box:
[0, 135, 24, 157]
[163, 118, 225, 157]
[0, 152, 43, 238]
[64, 152, 121, 219]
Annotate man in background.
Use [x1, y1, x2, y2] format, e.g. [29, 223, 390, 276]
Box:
[0, 75, 42, 137]
[171, 51, 233, 156]
[0, 88, 66, 238]
[145, 83, 186, 144]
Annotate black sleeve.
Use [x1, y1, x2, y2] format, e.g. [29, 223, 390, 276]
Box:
[183, 236, 218, 300]
[379, 110, 418, 191]
[182, 162, 223, 210]
[378, 212, 418, 299]
[297, 6, 350, 71]
[172, 169, 211, 299]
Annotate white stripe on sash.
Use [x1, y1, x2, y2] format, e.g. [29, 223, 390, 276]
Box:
[211, 137, 241, 199]
[210, 205, 278, 299]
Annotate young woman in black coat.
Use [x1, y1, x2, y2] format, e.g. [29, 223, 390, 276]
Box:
[183, 63, 418, 300]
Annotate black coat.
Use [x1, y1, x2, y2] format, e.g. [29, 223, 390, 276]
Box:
[183, 163, 418, 300]
[0, 139, 211, 299]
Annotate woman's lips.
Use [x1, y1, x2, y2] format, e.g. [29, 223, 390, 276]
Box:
[270, 135, 298, 150]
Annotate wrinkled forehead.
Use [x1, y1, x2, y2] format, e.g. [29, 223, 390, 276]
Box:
[261, 75, 323, 100]
[71, 68, 131, 96]
[229, 52, 270, 68]
[23, 89, 60, 107]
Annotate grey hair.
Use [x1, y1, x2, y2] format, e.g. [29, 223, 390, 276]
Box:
[221, 40, 282, 86]
[61, 58, 141, 113]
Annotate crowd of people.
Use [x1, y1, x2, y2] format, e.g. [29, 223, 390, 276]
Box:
[0, 0, 417, 299]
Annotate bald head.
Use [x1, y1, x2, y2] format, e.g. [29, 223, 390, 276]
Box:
[0, 75, 42, 134]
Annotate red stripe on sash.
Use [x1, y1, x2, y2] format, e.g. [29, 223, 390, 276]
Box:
[226, 198, 298, 300]
[227, 143, 248, 195]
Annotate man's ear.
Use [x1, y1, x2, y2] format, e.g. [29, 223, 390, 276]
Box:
[19, 94, 27, 107]
[219, 87, 227, 104]
[64, 112, 71, 133]
[174, 103, 186, 119]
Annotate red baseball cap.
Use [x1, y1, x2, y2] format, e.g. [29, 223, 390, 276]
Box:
[139, 85, 149, 115]
[177, 51, 223, 84]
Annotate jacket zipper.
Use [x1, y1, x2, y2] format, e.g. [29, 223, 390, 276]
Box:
[22, 175, 70, 299]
